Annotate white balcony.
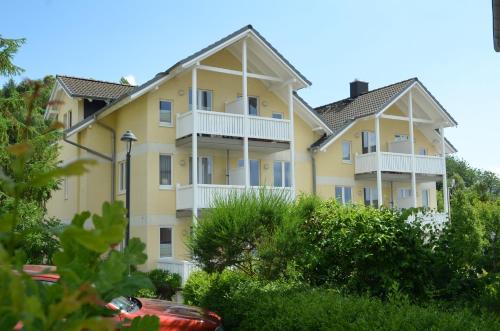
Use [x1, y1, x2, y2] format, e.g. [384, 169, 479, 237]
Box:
[176, 184, 294, 210]
[157, 259, 198, 286]
[176, 109, 291, 142]
[355, 152, 444, 175]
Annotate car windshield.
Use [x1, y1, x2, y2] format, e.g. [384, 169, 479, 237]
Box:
[110, 296, 140, 313]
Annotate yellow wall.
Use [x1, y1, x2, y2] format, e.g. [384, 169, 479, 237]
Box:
[315, 104, 440, 208]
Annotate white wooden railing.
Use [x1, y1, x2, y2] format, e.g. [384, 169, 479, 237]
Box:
[249, 116, 290, 141]
[157, 259, 198, 286]
[176, 184, 294, 210]
[355, 152, 444, 175]
[176, 110, 291, 141]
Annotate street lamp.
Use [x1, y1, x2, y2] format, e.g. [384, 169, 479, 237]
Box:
[121, 130, 137, 247]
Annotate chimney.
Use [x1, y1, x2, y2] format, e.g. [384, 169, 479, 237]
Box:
[350, 79, 369, 98]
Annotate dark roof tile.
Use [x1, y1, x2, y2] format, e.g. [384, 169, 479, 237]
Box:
[57, 75, 135, 100]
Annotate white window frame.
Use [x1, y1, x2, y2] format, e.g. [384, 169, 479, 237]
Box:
[272, 112, 283, 119]
[363, 186, 379, 207]
[159, 154, 173, 189]
[342, 140, 352, 163]
[118, 161, 126, 195]
[189, 88, 213, 111]
[159, 99, 173, 127]
[159, 226, 173, 259]
[422, 189, 430, 208]
[64, 176, 68, 200]
[398, 188, 412, 199]
[394, 134, 409, 142]
[335, 186, 352, 205]
[238, 159, 260, 186]
[362, 131, 376, 154]
[273, 161, 291, 187]
[189, 156, 213, 185]
[238, 95, 260, 116]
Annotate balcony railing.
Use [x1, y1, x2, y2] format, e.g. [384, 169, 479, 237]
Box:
[157, 259, 198, 286]
[176, 184, 294, 210]
[355, 152, 444, 175]
[176, 110, 291, 141]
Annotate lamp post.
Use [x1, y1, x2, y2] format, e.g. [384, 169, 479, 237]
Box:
[121, 130, 137, 248]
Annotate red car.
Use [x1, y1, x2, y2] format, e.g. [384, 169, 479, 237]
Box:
[23, 265, 223, 331]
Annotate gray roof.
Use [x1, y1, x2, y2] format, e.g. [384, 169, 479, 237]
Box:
[311, 78, 457, 150]
[57, 75, 135, 100]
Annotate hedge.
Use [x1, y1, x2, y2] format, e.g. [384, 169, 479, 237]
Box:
[184, 271, 500, 331]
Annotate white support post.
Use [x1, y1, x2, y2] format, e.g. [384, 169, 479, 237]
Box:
[242, 38, 250, 188]
[408, 91, 417, 208]
[440, 127, 449, 213]
[192, 65, 198, 223]
[288, 84, 295, 198]
[375, 116, 383, 207]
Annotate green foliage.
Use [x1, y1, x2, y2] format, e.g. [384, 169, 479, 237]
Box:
[0, 41, 159, 330]
[0, 35, 25, 76]
[184, 270, 500, 331]
[298, 198, 438, 299]
[146, 269, 181, 300]
[0, 74, 62, 263]
[189, 189, 301, 278]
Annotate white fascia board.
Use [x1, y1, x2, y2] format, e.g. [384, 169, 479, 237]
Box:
[182, 30, 251, 69]
[182, 29, 309, 89]
[293, 95, 332, 134]
[44, 81, 65, 119]
[414, 83, 456, 127]
[65, 117, 96, 137]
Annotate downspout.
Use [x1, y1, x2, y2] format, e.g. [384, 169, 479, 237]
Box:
[63, 115, 116, 202]
[309, 147, 317, 195]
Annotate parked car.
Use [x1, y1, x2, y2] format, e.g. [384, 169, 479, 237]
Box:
[23, 265, 223, 331]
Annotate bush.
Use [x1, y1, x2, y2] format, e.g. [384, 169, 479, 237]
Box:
[298, 198, 438, 299]
[135, 269, 181, 300]
[184, 270, 500, 331]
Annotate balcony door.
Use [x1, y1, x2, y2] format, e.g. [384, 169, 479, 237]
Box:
[237, 95, 259, 116]
[189, 89, 213, 111]
[238, 159, 260, 186]
[189, 156, 213, 185]
[362, 131, 376, 154]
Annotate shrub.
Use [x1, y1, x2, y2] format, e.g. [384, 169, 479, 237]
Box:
[298, 198, 438, 299]
[135, 269, 181, 300]
[189, 189, 301, 278]
[184, 270, 500, 331]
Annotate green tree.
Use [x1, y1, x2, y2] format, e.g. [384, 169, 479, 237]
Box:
[0, 35, 25, 76]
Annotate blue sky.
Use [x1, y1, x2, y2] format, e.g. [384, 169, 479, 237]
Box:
[2, 0, 499, 174]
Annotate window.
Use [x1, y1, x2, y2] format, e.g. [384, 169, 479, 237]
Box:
[119, 161, 127, 194]
[64, 177, 68, 200]
[248, 96, 258, 116]
[159, 227, 172, 258]
[363, 187, 379, 207]
[342, 141, 351, 162]
[159, 100, 172, 125]
[422, 189, 430, 208]
[273, 161, 291, 187]
[189, 89, 213, 111]
[398, 188, 412, 199]
[272, 112, 283, 119]
[238, 159, 260, 186]
[394, 134, 409, 142]
[362, 131, 376, 154]
[189, 157, 212, 184]
[159, 154, 172, 187]
[419, 147, 428, 156]
[335, 186, 352, 205]
[63, 113, 67, 129]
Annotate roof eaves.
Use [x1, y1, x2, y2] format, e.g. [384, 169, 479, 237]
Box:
[414, 80, 458, 126]
[293, 92, 333, 134]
